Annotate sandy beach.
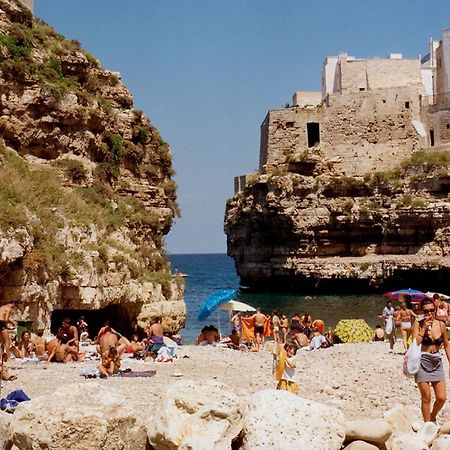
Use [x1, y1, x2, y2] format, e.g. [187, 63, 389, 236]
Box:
[3, 340, 447, 423]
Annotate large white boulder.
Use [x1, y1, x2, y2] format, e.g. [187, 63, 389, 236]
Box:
[0, 411, 12, 450]
[391, 433, 428, 450]
[343, 441, 379, 450]
[241, 390, 346, 450]
[383, 404, 419, 434]
[147, 379, 243, 450]
[416, 422, 439, 446]
[8, 382, 147, 450]
[345, 419, 393, 444]
[431, 435, 450, 449]
[439, 421, 450, 435]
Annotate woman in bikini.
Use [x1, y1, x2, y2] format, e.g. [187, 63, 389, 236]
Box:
[12, 330, 32, 359]
[435, 296, 449, 325]
[412, 299, 450, 424]
[271, 311, 280, 344]
[399, 301, 414, 352]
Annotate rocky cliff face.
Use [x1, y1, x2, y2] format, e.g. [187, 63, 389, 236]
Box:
[225, 148, 450, 292]
[0, 0, 185, 333]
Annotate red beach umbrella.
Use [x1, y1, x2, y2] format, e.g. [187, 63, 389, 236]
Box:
[383, 288, 427, 303]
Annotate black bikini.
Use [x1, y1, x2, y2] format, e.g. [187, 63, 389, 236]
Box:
[422, 334, 443, 346]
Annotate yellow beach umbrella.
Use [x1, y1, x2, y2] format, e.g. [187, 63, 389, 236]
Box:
[334, 319, 373, 343]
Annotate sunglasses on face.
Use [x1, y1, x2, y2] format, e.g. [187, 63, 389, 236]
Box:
[423, 309, 435, 314]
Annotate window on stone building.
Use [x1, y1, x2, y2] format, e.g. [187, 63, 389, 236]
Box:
[382, 99, 386, 104]
[430, 130, 435, 147]
[286, 121, 295, 128]
[405, 101, 410, 109]
[359, 88, 365, 91]
[307, 122, 320, 147]
[447, 124, 450, 129]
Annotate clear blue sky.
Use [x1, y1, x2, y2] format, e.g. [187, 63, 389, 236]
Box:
[35, 1, 448, 254]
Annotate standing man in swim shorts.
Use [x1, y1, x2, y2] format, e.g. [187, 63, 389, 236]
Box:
[251, 307, 266, 351]
[0, 301, 18, 362]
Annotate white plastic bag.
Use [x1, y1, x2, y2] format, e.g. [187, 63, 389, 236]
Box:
[403, 338, 421, 377]
[385, 317, 393, 335]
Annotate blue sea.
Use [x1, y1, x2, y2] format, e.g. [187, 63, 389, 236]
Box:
[170, 253, 387, 344]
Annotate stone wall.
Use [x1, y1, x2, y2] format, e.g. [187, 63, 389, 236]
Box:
[292, 91, 322, 107]
[260, 86, 424, 175]
[339, 56, 421, 93]
[436, 29, 450, 95]
[427, 107, 450, 146]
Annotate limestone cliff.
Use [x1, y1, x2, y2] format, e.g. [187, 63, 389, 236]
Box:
[0, 0, 185, 333]
[225, 149, 450, 292]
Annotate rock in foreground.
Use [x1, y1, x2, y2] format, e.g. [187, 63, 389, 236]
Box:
[8, 382, 147, 450]
[241, 390, 346, 450]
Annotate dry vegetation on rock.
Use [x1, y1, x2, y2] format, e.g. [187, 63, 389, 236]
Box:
[0, 0, 184, 332]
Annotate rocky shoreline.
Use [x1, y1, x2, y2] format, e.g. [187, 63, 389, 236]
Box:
[2, 342, 450, 448]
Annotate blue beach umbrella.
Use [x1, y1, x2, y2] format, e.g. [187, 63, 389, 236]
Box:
[383, 288, 427, 302]
[197, 289, 237, 321]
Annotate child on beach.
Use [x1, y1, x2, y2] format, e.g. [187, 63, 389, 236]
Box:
[274, 343, 299, 394]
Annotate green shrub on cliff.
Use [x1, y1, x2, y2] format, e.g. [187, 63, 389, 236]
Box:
[403, 150, 450, 171]
[0, 25, 32, 59]
[59, 159, 88, 184]
[395, 194, 428, 208]
[323, 176, 372, 198]
[0, 10, 179, 290]
[246, 172, 260, 186]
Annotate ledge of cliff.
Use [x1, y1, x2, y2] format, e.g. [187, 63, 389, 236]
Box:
[0, 0, 185, 333]
[225, 148, 450, 293]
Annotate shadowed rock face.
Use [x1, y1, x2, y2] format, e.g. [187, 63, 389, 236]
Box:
[225, 153, 450, 293]
[0, 0, 185, 332]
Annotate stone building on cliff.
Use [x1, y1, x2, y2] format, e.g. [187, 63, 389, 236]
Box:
[227, 28, 450, 292]
[235, 28, 450, 192]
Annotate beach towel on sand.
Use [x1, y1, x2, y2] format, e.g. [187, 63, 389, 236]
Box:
[241, 317, 271, 343]
[118, 370, 156, 378]
[275, 347, 286, 382]
[0, 389, 30, 413]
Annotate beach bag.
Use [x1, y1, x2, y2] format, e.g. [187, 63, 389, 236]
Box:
[403, 339, 421, 377]
[155, 346, 173, 363]
[385, 317, 393, 335]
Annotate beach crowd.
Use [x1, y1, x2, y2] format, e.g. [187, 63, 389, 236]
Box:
[0, 301, 182, 381]
[3, 292, 450, 428]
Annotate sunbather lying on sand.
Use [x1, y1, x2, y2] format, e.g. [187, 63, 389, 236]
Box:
[125, 334, 144, 354]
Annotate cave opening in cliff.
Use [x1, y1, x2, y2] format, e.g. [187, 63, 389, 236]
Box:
[307, 122, 320, 147]
[50, 304, 140, 339]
